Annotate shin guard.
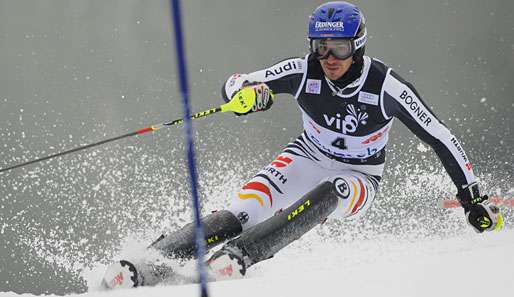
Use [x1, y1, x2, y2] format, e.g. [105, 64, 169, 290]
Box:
[150, 210, 243, 260]
[225, 181, 338, 265]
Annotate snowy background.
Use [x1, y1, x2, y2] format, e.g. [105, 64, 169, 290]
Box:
[3, 229, 514, 297]
[0, 0, 513, 296]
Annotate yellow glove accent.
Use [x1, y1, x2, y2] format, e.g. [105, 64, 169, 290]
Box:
[493, 212, 504, 231]
[220, 87, 257, 114]
[220, 86, 275, 114]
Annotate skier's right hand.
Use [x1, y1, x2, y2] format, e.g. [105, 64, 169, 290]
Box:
[229, 83, 274, 116]
[457, 183, 503, 233]
[222, 73, 274, 116]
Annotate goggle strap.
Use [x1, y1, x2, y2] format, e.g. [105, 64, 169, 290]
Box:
[353, 28, 367, 50]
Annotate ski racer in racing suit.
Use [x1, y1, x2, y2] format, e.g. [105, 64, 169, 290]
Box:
[102, 1, 503, 288]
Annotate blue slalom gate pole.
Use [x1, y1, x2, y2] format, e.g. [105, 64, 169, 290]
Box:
[169, 1, 209, 297]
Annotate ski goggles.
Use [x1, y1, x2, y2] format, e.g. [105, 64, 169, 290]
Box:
[310, 34, 366, 60]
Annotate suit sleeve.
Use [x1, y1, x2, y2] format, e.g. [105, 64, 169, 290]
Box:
[221, 57, 305, 102]
[381, 69, 476, 191]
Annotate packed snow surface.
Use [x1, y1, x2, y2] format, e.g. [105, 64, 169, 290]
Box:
[3, 228, 513, 297]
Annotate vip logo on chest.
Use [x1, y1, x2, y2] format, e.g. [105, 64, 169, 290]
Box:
[323, 104, 368, 134]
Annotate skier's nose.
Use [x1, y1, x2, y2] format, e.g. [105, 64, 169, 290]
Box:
[327, 54, 338, 63]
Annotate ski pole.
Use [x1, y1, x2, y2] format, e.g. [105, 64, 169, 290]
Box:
[441, 196, 514, 208]
[0, 88, 257, 174]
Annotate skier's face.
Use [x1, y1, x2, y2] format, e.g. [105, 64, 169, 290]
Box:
[320, 54, 353, 80]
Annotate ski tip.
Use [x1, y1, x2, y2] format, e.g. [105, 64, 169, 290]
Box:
[102, 260, 140, 290]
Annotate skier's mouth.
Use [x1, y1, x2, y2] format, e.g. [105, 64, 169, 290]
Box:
[326, 65, 341, 72]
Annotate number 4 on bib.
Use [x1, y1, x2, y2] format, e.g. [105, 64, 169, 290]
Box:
[331, 137, 347, 150]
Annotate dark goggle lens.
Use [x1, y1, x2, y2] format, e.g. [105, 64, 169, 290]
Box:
[312, 39, 354, 60]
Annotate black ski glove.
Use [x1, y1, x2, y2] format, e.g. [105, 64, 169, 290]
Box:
[456, 183, 503, 233]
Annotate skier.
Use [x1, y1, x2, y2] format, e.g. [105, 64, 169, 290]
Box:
[103, 1, 503, 288]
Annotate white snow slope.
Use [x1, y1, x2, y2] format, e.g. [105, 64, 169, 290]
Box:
[2, 228, 513, 297]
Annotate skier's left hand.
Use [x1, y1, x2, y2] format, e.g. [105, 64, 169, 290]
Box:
[457, 183, 503, 233]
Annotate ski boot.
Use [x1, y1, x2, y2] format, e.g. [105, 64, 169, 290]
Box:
[102, 210, 243, 289]
[102, 260, 141, 289]
[102, 259, 177, 288]
[207, 244, 252, 281]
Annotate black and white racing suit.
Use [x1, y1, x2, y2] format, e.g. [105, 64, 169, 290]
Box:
[223, 54, 476, 229]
